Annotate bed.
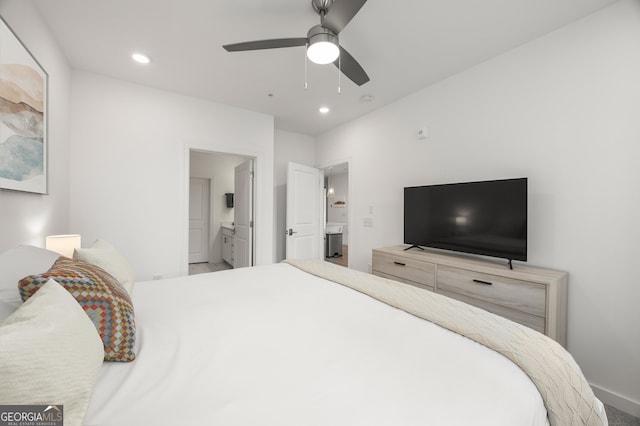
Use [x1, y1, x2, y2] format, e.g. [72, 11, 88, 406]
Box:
[0, 244, 608, 426]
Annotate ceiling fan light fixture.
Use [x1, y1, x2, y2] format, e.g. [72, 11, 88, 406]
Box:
[223, 1, 370, 86]
[307, 31, 339, 65]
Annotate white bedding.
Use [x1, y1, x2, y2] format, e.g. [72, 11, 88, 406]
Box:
[85, 263, 549, 426]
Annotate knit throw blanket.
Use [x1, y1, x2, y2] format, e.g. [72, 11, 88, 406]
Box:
[284, 259, 607, 426]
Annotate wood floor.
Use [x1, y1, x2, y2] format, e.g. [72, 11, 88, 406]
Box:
[325, 245, 348, 268]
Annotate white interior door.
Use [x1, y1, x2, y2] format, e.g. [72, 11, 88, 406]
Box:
[188, 177, 210, 264]
[286, 162, 324, 260]
[234, 160, 254, 268]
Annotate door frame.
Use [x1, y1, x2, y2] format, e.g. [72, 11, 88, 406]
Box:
[181, 144, 265, 276]
[318, 159, 352, 268]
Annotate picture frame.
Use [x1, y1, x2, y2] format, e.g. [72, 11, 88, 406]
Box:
[0, 15, 48, 194]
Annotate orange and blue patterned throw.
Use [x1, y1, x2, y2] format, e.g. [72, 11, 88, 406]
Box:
[18, 257, 136, 362]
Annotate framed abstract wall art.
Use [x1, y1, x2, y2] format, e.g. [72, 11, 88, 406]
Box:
[0, 16, 48, 194]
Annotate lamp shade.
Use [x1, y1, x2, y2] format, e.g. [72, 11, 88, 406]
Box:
[307, 31, 339, 65]
[46, 234, 81, 258]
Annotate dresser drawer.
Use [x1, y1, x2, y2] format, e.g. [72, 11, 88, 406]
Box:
[372, 250, 435, 289]
[373, 271, 434, 292]
[437, 265, 546, 317]
[437, 289, 546, 333]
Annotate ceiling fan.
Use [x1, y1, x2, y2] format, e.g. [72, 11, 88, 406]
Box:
[223, 0, 370, 86]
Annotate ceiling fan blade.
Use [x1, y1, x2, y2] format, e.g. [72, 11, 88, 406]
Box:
[334, 46, 369, 86]
[323, 0, 367, 34]
[223, 37, 307, 52]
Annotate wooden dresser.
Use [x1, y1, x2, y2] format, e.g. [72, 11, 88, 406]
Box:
[372, 245, 568, 346]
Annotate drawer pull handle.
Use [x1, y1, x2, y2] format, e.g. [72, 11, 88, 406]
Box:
[473, 279, 493, 286]
[393, 261, 406, 266]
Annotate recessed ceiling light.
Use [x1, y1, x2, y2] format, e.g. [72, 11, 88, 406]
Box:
[319, 106, 330, 114]
[132, 52, 151, 64]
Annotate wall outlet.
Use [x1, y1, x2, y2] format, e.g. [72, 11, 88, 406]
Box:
[363, 218, 373, 228]
[152, 274, 163, 280]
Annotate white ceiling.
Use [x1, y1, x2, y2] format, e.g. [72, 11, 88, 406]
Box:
[33, 0, 617, 136]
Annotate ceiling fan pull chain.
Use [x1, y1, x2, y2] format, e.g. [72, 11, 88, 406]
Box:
[304, 47, 308, 90]
[338, 54, 342, 94]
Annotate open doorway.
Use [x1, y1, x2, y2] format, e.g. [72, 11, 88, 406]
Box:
[322, 162, 349, 268]
[188, 150, 255, 274]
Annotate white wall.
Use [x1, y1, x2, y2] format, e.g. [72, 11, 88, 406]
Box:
[70, 71, 274, 279]
[190, 151, 246, 263]
[316, 0, 640, 415]
[273, 129, 316, 262]
[0, 0, 71, 250]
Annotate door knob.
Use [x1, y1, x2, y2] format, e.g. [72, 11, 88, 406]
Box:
[286, 228, 298, 236]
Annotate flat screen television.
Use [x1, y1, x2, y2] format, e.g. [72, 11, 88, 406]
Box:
[404, 178, 527, 265]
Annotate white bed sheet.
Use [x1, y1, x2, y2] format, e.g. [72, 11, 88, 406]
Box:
[85, 263, 549, 426]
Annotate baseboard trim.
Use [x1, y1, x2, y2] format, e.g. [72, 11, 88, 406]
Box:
[591, 383, 640, 418]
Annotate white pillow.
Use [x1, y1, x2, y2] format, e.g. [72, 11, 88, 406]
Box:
[74, 239, 135, 295]
[0, 245, 60, 304]
[0, 279, 104, 425]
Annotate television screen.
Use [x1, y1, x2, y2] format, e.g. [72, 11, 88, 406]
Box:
[404, 178, 527, 262]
